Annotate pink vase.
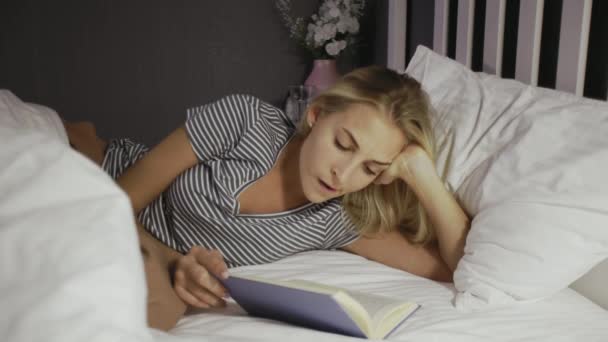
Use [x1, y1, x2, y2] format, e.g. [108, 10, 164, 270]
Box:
[304, 59, 340, 96]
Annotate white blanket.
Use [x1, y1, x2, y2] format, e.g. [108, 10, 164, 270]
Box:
[0, 90, 152, 342]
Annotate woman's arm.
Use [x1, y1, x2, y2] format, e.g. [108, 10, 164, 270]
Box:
[117, 126, 198, 213]
[341, 232, 453, 282]
[345, 145, 470, 279]
[400, 147, 470, 272]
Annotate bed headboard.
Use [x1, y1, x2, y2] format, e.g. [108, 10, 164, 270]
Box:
[386, 0, 607, 309]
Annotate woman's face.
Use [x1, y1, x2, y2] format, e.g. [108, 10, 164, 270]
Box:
[299, 103, 407, 203]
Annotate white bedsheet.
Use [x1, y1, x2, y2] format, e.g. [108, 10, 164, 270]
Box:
[167, 251, 608, 342]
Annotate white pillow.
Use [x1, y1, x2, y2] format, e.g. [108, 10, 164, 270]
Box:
[0, 90, 153, 342]
[405, 46, 608, 309]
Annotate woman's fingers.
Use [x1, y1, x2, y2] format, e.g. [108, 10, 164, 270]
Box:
[195, 248, 230, 280]
[174, 282, 209, 308]
[173, 246, 230, 308]
[174, 264, 224, 308]
[188, 257, 228, 300]
[184, 281, 226, 307]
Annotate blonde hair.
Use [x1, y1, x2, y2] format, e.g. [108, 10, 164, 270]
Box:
[298, 66, 437, 245]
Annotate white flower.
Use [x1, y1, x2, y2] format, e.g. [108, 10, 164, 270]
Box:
[276, 0, 365, 58]
[337, 15, 357, 34]
[325, 42, 340, 56]
[325, 0, 338, 12]
[325, 39, 347, 56]
[319, 3, 332, 21]
[336, 17, 349, 33]
[329, 7, 341, 18]
[314, 29, 326, 45]
[348, 18, 359, 34]
[322, 23, 337, 39]
[310, 21, 338, 46]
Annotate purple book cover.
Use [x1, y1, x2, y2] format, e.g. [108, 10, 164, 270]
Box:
[221, 276, 367, 338]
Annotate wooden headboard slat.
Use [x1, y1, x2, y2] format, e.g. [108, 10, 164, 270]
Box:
[456, 0, 476, 68]
[556, 0, 593, 96]
[433, 0, 450, 56]
[483, 0, 506, 76]
[515, 0, 544, 86]
[387, 0, 408, 71]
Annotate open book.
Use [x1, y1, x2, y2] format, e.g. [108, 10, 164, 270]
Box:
[221, 275, 420, 339]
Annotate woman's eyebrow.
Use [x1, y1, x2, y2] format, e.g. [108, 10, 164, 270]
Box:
[342, 128, 391, 165]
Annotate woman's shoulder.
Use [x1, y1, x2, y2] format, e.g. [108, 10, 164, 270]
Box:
[186, 94, 259, 119]
[186, 94, 276, 113]
[187, 94, 291, 128]
[230, 94, 292, 125]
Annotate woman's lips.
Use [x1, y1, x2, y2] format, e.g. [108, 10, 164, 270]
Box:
[319, 179, 338, 192]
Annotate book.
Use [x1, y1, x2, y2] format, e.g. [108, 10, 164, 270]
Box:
[220, 275, 420, 339]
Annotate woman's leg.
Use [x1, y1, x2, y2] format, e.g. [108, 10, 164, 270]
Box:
[137, 223, 188, 331]
[63, 120, 107, 166]
[63, 120, 188, 330]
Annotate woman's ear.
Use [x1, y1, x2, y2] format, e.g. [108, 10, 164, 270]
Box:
[306, 106, 319, 128]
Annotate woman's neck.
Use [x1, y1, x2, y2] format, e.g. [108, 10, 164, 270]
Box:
[276, 134, 309, 208]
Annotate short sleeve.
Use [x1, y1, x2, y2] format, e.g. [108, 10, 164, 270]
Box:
[323, 206, 360, 249]
[185, 94, 260, 161]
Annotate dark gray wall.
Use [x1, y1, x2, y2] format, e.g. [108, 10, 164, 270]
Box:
[1, 0, 378, 145]
[406, 0, 435, 64]
[585, 0, 608, 100]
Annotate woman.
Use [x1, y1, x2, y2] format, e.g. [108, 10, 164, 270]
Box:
[66, 66, 470, 331]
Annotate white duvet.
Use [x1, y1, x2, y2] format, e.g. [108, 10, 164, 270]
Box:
[1, 89, 607, 342]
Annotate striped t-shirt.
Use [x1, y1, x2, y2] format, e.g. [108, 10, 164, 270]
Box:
[102, 94, 359, 267]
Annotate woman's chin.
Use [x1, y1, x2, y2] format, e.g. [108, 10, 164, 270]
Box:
[302, 186, 326, 204]
[304, 187, 339, 204]
[304, 192, 325, 204]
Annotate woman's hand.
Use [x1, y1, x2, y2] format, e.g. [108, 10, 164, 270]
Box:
[173, 246, 230, 309]
[374, 144, 436, 186]
[376, 144, 470, 272]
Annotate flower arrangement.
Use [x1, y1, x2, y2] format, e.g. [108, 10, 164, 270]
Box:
[276, 0, 366, 60]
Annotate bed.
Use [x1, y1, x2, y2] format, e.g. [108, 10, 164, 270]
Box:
[2, 1, 608, 341]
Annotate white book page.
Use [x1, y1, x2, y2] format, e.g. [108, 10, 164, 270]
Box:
[236, 277, 339, 295]
[288, 280, 413, 323]
[284, 279, 342, 295]
[346, 290, 408, 321]
[347, 290, 418, 338]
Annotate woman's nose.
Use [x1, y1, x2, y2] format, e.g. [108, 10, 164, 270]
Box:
[331, 162, 354, 188]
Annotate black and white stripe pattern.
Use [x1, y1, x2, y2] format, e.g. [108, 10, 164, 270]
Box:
[102, 94, 358, 268]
